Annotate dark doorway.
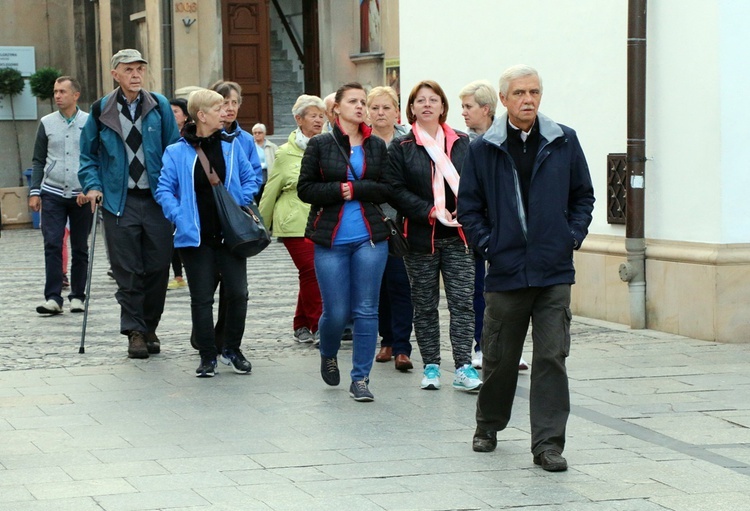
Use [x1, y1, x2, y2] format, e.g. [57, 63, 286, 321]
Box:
[302, 0, 320, 96]
[222, 0, 273, 132]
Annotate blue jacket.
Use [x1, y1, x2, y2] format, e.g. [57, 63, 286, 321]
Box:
[457, 112, 595, 292]
[78, 89, 180, 216]
[224, 122, 263, 192]
[155, 136, 258, 248]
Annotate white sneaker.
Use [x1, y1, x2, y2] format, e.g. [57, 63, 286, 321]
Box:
[70, 298, 85, 313]
[420, 364, 441, 390]
[472, 350, 483, 369]
[453, 364, 483, 391]
[519, 357, 530, 371]
[36, 299, 62, 315]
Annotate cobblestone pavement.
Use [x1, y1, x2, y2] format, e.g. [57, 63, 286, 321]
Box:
[0, 227, 319, 370]
[1, 227, 750, 511]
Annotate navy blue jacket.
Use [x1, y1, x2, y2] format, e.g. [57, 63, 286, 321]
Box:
[457, 112, 594, 292]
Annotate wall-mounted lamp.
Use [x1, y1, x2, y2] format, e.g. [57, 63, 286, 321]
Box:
[182, 18, 196, 33]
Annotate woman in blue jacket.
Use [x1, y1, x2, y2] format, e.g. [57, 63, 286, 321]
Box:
[156, 89, 257, 378]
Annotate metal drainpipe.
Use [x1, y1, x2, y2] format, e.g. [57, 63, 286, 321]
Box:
[619, 0, 647, 328]
[161, 0, 174, 98]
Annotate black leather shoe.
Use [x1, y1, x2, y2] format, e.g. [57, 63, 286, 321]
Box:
[145, 333, 161, 354]
[533, 450, 568, 471]
[472, 427, 497, 452]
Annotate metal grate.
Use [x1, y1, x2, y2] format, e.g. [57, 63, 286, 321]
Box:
[607, 153, 627, 224]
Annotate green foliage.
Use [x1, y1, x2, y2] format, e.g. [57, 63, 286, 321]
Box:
[29, 67, 61, 101]
[0, 67, 25, 97]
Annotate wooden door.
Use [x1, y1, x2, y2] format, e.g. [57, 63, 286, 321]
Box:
[222, 0, 273, 133]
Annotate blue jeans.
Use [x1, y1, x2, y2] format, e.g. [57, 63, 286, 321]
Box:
[314, 240, 387, 381]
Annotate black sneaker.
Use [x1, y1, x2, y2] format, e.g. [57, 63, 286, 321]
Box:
[196, 356, 217, 378]
[219, 348, 252, 374]
[349, 379, 374, 402]
[320, 356, 340, 386]
[341, 328, 353, 341]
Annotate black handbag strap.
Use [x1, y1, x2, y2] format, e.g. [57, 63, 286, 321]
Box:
[330, 132, 359, 181]
[195, 146, 220, 187]
[330, 132, 391, 219]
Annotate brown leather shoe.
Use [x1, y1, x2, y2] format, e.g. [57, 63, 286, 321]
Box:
[394, 354, 413, 371]
[127, 331, 149, 359]
[375, 346, 392, 362]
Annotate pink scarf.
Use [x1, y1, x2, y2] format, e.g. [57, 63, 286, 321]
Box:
[414, 122, 461, 227]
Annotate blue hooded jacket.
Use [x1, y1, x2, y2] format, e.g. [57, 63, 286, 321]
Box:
[457, 112, 595, 292]
[155, 135, 258, 248]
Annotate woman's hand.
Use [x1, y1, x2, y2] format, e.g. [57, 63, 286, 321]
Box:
[341, 182, 353, 201]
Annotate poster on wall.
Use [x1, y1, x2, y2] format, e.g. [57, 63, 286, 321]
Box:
[0, 46, 37, 121]
[385, 57, 400, 100]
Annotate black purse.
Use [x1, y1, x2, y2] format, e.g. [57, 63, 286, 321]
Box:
[330, 134, 409, 257]
[196, 147, 270, 258]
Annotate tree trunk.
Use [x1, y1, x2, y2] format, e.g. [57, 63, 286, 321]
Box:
[9, 96, 23, 185]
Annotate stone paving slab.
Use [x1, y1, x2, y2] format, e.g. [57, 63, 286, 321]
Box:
[1, 227, 750, 510]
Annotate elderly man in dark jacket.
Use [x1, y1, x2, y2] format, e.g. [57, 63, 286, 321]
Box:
[458, 65, 594, 472]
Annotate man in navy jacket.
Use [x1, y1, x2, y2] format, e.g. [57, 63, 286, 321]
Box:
[458, 65, 594, 472]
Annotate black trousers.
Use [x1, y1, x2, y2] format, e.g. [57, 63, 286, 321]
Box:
[40, 192, 93, 305]
[180, 242, 248, 359]
[103, 194, 172, 335]
[476, 284, 572, 455]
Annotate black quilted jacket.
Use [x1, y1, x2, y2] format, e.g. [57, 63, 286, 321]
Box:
[385, 124, 470, 253]
[297, 123, 390, 247]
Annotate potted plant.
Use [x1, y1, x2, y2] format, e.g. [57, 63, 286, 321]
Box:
[29, 67, 61, 111]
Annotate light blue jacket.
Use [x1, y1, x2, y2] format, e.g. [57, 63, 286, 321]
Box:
[224, 122, 263, 191]
[155, 136, 258, 248]
[78, 89, 179, 216]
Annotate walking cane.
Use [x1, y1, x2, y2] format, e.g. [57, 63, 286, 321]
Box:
[79, 197, 101, 354]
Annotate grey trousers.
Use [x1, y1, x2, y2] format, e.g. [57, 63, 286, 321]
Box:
[103, 193, 172, 335]
[476, 284, 572, 455]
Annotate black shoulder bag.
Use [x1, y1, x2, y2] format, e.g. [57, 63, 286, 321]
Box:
[195, 146, 270, 258]
[330, 134, 409, 258]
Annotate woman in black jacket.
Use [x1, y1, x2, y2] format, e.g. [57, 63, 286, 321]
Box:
[297, 82, 390, 402]
[386, 80, 482, 393]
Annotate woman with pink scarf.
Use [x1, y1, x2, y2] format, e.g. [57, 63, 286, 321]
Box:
[386, 80, 482, 393]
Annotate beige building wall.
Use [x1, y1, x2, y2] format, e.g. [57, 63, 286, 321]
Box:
[0, 0, 81, 196]
[173, 0, 223, 90]
[317, 0, 397, 95]
[574, 236, 750, 343]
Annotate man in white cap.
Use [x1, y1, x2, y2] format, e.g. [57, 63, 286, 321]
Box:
[78, 49, 179, 359]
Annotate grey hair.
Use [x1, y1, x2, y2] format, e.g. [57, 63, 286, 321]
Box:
[458, 80, 497, 117]
[292, 94, 326, 117]
[498, 65, 543, 97]
[251, 123, 266, 133]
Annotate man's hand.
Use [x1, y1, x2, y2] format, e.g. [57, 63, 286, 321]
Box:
[28, 196, 41, 212]
[78, 190, 103, 212]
